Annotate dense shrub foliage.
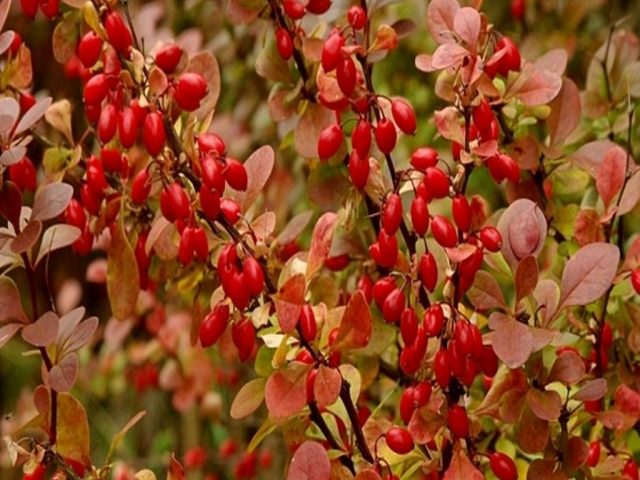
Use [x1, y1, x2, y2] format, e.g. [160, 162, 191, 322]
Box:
[1, 0, 640, 479]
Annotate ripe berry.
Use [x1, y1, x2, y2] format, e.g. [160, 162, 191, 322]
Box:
[101, 147, 123, 174]
[104, 11, 133, 54]
[391, 98, 417, 135]
[98, 103, 118, 143]
[325, 254, 350, 271]
[244, 256, 265, 296]
[382, 288, 405, 323]
[375, 118, 397, 154]
[199, 185, 221, 220]
[382, 193, 403, 235]
[510, 0, 525, 20]
[487, 452, 517, 480]
[357, 274, 374, 304]
[192, 227, 208, 262]
[78, 31, 103, 68]
[283, 0, 305, 19]
[374, 229, 398, 267]
[198, 132, 226, 156]
[63, 199, 86, 230]
[424, 304, 444, 337]
[9, 156, 37, 191]
[400, 386, 416, 424]
[86, 156, 108, 196]
[39, 0, 60, 19]
[447, 404, 469, 439]
[201, 157, 225, 193]
[410, 147, 438, 171]
[80, 184, 101, 215]
[419, 253, 438, 292]
[299, 305, 317, 342]
[321, 31, 344, 72]
[347, 5, 366, 30]
[400, 308, 418, 346]
[160, 182, 190, 222]
[20, 0, 37, 19]
[348, 151, 369, 189]
[423, 167, 450, 199]
[373, 276, 396, 310]
[23, 463, 45, 480]
[131, 169, 151, 204]
[586, 441, 600, 467]
[178, 227, 196, 265]
[479, 226, 502, 252]
[200, 304, 230, 347]
[225, 158, 248, 191]
[431, 215, 457, 248]
[232, 317, 255, 362]
[472, 98, 494, 134]
[622, 459, 638, 480]
[400, 344, 422, 375]
[411, 196, 429, 236]
[631, 269, 640, 294]
[220, 198, 241, 224]
[118, 107, 138, 148]
[352, 119, 372, 159]
[143, 112, 166, 156]
[317, 124, 343, 160]
[275, 28, 294, 60]
[155, 43, 183, 73]
[386, 427, 414, 454]
[83, 74, 109, 105]
[479, 345, 498, 377]
[434, 348, 451, 389]
[496, 37, 521, 73]
[306, 368, 317, 402]
[337, 57, 357, 96]
[306, 0, 331, 14]
[452, 194, 471, 232]
[487, 153, 520, 183]
[174, 73, 208, 112]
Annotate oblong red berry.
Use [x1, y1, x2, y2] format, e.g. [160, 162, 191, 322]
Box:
[434, 348, 451, 389]
[352, 119, 372, 159]
[155, 43, 183, 73]
[299, 304, 317, 342]
[131, 169, 151, 204]
[244, 256, 265, 296]
[83, 74, 109, 105]
[337, 57, 357, 96]
[348, 151, 369, 189]
[489, 452, 518, 480]
[375, 118, 397, 154]
[452, 194, 471, 232]
[98, 103, 118, 143]
[200, 304, 230, 347]
[411, 196, 429, 236]
[104, 11, 133, 54]
[275, 27, 293, 60]
[391, 98, 417, 135]
[317, 124, 343, 160]
[419, 253, 438, 292]
[410, 147, 438, 170]
[175, 73, 207, 112]
[479, 226, 502, 252]
[431, 215, 457, 248]
[447, 404, 469, 439]
[118, 107, 138, 148]
[382, 193, 403, 235]
[225, 158, 248, 191]
[78, 31, 103, 68]
[321, 31, 343, 72]
[143, 112, 166, 156]
[386, 427, 414, 454]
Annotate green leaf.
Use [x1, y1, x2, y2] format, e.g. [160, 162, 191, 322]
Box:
[230, 378, 266, 419]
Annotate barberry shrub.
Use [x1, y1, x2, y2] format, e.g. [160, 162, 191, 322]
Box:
[0, 0, 640, 479]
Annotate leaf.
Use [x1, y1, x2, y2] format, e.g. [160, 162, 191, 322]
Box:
[572, 378, 607, 402]
[8, 46, 32, 89]
[167, 454, 185, 480]
[16, 97, 52, 135]
[516, 405, 549, 453]
[52, 15, 79, 65]
[10, 220, 41, 255]
[434, 106, 464, 144]
[0, 96, 19, 135]
[230, 378, 266, 419]
[534, 279, 560, 326]
[510, 63, 562, 106]
[431, 43, 468, 70]
[558, 242, 619, 309]
[535, 49, 568, 76]
[453, 7, 480, 50]
[105, 411, 146, 464]
[275, 274, 306, 333]
[442, 443, 484, 480]
[467, 270, 508, 311]
[45, 100, 74, 146]
[0, 323, 22, 348]
[295, 103, 334, 159]
[613, 384, 640, 417]
[31, 182, 73, 222]
[49, 353, 78, 392]
[515, 256, 538, 304]
[21, 312, 59, 347]
[314, 365, 341, 407]
[265, 362, 309, 418]
[307, 212, 338, 279]
[134, 471, 157, 480]
[497, 198, 547, 267]
[427, 0, 460, 45]
[287, 441, 331, 480]
[0, 0, 10, 32]
[596, 146, 626, 209]
[35, 224, 81, 267]
[547, 351, 586, 385]
[547, 78, 581, 147]
[568, 139, 617, 176]
[226, 0, 262, 23]
[333, 291, 372, 351]
[0, 277, 28, 324]
[526, 388, 562, 421]
[275, 211, 313, 246]
[62, 316, 98, 353]
[489, 313, 533, 369]
[565, 436, 588, 470]
[107, 219, 140, 320]
[234, 145, 275, 211]
[408, 406, 446, 444]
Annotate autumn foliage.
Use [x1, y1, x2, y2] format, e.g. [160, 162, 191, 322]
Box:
[1, 0, 640, 479]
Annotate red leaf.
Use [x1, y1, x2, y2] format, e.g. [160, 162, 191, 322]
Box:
[443, 443, 484, 480]
[489, 312, 533, 369]
[275, 211, 313, 246]
[0, 277, 28, 325]
[168, 453, 185, 480]
[547, 78, 581, 146]
[526, 388, 562, 421]
[565, 436, 588, 470]
[568, 139, 617, 177]
[48, 353, 78, 392]
[547, 351, 585, 385]
[558, 242, 619, 309]
[497, 199, 547, 267]
[434, 107, 464, 145]
[265, 362, 309, 418]
[408, 406, 446, 444]
[515, 256, 538, 304]
[431, 43, 468, 70]
[574, 209, 605, 246]
[467, 271, 508, 311]
[571, 378, 607, 402]
[516, 405, 549, 454]
[614, 384, 640, 418]
[453, 7, 480, 50]
[31, 182, 73, 222]
[295, 103, 334, 159]
[306, 212, 338, 279]
[287, 441, 331, 480]
[275, 274, 306, 333]
[596, 146, 626, 209]
[22, 311, 59, 347]
[314, 365, 341, 407]
[510, 63, 562, 106]
[333, 291, 372, 351]
[230, 145, 275, 211]
[427, 0, 460, 45]
[535, 49, 568, 76]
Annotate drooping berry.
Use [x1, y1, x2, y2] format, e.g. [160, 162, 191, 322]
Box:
[391, 98, 417, 135]
[382, 193, 403, 235]
[489, 452, 518, 480]
[275, 28, 294, 60]
[431, 215, 457, 248]
[143, 112, 166, 156]
[9, 156, 37, 191]
[386, 427, 414, 454]
[375, 118, 397, 154]
[155, 43, 183, 73]
[479, 226, 502, 252]
[410, 147, 438, 171]
[419, 253, 438, 292]
[174, 73, 208, 112]
[78, 31, 103, 68]
[317, 124, 344, 160]
[104, 11, 133, 54]
[200, 304, 230, 347]
[321, 31, 344, 73]
[347, 6, 366, 29]
[447, 404, 469, 439]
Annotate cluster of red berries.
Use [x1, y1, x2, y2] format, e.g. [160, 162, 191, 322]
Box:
[20, 0, 59, 19]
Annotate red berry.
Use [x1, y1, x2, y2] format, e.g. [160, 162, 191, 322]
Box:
[131, 169, 151, 204]
[155, 43, 183, 73]
[78, 31, 103, 68]
[83, 74, 109, 105]
[423, 167, 450, 199]
[201, 157, 226, 193]
[431, 215, 457, 248]
[199, 185, 221, 220]
[80, 183, 101, 215]
[244, 256, 265, 296]
[299, 305, 317, 342]
[447, 404, 469, 439]
[192, 227, 208, 262]
[434, 348, 451, 389]
[586, 441, 600, 467]
[372, 229, 398, 268]
[275, 28, 294, 60]
[20, 0, 37, 19]
[400, 344, 422, 375]
[39, 0, 60, 19]
[65, 199, 86, 229]
[73, 225, 94, 255]
[510, 0, 525, 19]
[98, 103, 118, 143]
[143, 112, 166, 156]
[391, 98, 417, 135]
[382, 288, 405, 323]
[631, 269, 640, 294]
[419, 253, 438, 292]
[357, 275, 374, 304]
[306, 0, 331, 14]
[382, 193, 403, 235]
[198, 132, 226, 156]
[489, 452, 518, 480]
[200, 304, 229, 347]
[400, 386, 416, 424]
[623, 459, 639, 480]
[496, 37, 521, 73]
[348, 151, 369, 189]
[411, 147, 438, 171]
[414, 381, 432, 406]
[472, 98, 494, 134]
[479, 226, 502, 252]
[232, 317, 255, 362]
[452, 194, 471, 232]
[423, 304, 444, 337]
[352, 119, 372, 159]
[375, 118, 397, 154]
[306, 368, 317, 402]
[337, 57, 357, 97]
[321, 31, 344, 72]
[317, 124, 344, 160]
[220, 198, 241, 224]
[161, 182, 190, 222]
[178, 226, 196, 265]
[175, 73, 208, 112]
[479, 345, 498, 377]
[104, 11, 133, 54]
[601, 322, 613, 349]
[386, 427, 414, 454]
[400, 308, 418, 346]
[283, 0, 305, 19]
[347, 5, 366, 29]
[225, 158, 248, 191]
[487, 153, 520, 183]
[86, 156, 108, 196]
[9, 156, 37, 191]
[23, 463, 45, 480]
[325, 254, 350, 271]
[373, 276, 396, 310]
[118, 107, 138, 148]
[411, 196, 430, 236]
